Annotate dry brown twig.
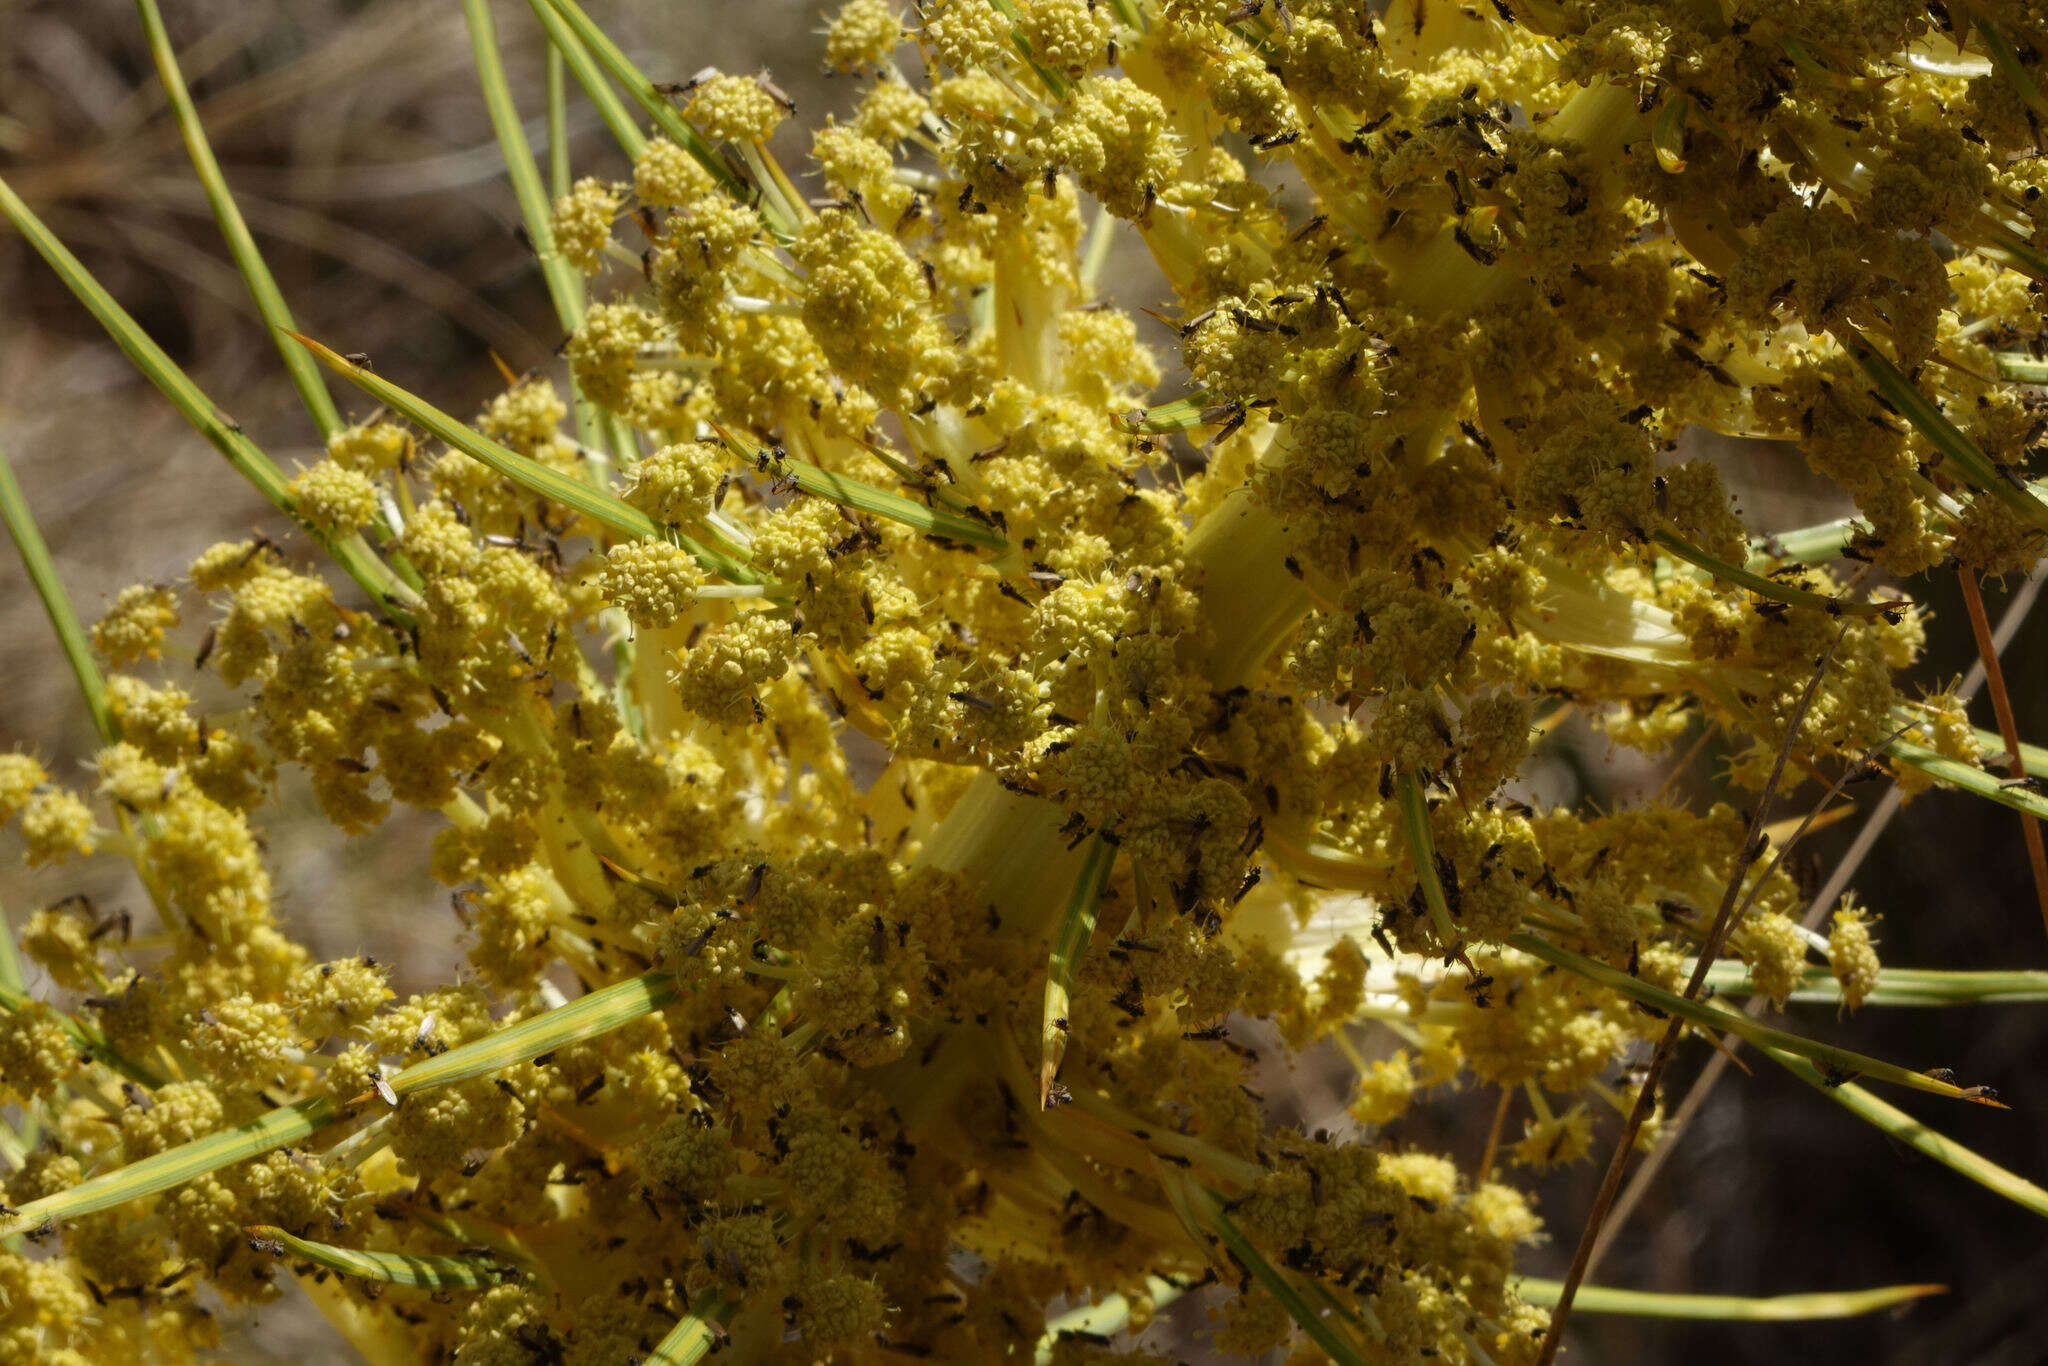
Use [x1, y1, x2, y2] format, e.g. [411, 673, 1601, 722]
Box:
[1583, 570, 2047, 1281]
[1534, 628, 1846, 1365]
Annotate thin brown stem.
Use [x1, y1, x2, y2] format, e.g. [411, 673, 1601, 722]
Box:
[1533, 632, 1840, 1366]
[1476, 1087, 1512, 1184]
[1587, 571, 2043, 1279]
[1651, 719, 1718, 805]
[1958, 565, 2048, 938]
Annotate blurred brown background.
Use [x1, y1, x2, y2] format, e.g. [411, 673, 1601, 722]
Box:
[4, 1, 2048, 1361]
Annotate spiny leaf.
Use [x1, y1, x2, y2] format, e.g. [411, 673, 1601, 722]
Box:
[246, 1225, 526, 1289]
[0, 438, 115, 743]
[1513, 1276, 1943, 1321]
[1653, 529, 1897, 617]
[1843, 329, 2048, 534]
[135, 0, 342, 438]
[1506, 933, 2003, 1106]
[645, 1294, 731, 1365]
[1765, 1046, 2048, 1220]
[0, 971, 679, 1239]
[0, 174, 416, 617]
[1042, 833, 1118, 1106]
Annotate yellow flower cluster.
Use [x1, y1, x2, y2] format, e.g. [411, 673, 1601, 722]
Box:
[8, 0, 2048, 1362]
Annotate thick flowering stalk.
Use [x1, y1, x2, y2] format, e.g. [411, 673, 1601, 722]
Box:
[4, 1, 2048, 1362]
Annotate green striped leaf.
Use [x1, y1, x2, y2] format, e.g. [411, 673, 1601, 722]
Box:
[1042, 833, 1117, 1105]
[290, 333, 657, 539]
[1754, 513, 1868, 566]
[1182, 1183, 1373, 1364]
[1396, 774, 1462, 952]
[645, 1294, 731, 1365]
[0, 438, 115, 743]
[1843, 330, 2048, 534]
[1506, 933, 2002, 1106]
[1992, 350, 2048, 384]
[0, 981, 165, 1088]
[461, 0, 584, 338]
[1977, 21, 2048, 122]
[1888, 736, 2048, 822]
[0, 1097, 337, 1238]
[1513, 1276, 1942, 1321]
[1765, 1046, 2048, 1220]
[390, 970, 678, 1096]
[1651, 93, 1689, 173]
[1969, 724, 2048, 774]
[1115, 394, 1214, 434]
[1653, 529, 1895, 617]
[719, 429, 1010, 551]
[135, 0, 342, 438]
[525, 0, 647, 158]
[0, 175, 416, 616]
[247, 1224, 526, 1289]
[529, 0, 782, 232]
[0, 970, 679, 1239]
[1702, 961, 2048, 1007]
[1034, 1276, 1186, 1364]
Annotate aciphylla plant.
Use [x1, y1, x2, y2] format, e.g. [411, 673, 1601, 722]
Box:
[11, 0, 2048, 1360]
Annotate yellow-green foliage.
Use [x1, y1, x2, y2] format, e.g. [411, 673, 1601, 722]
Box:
[6, 0, 2048, 1361]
